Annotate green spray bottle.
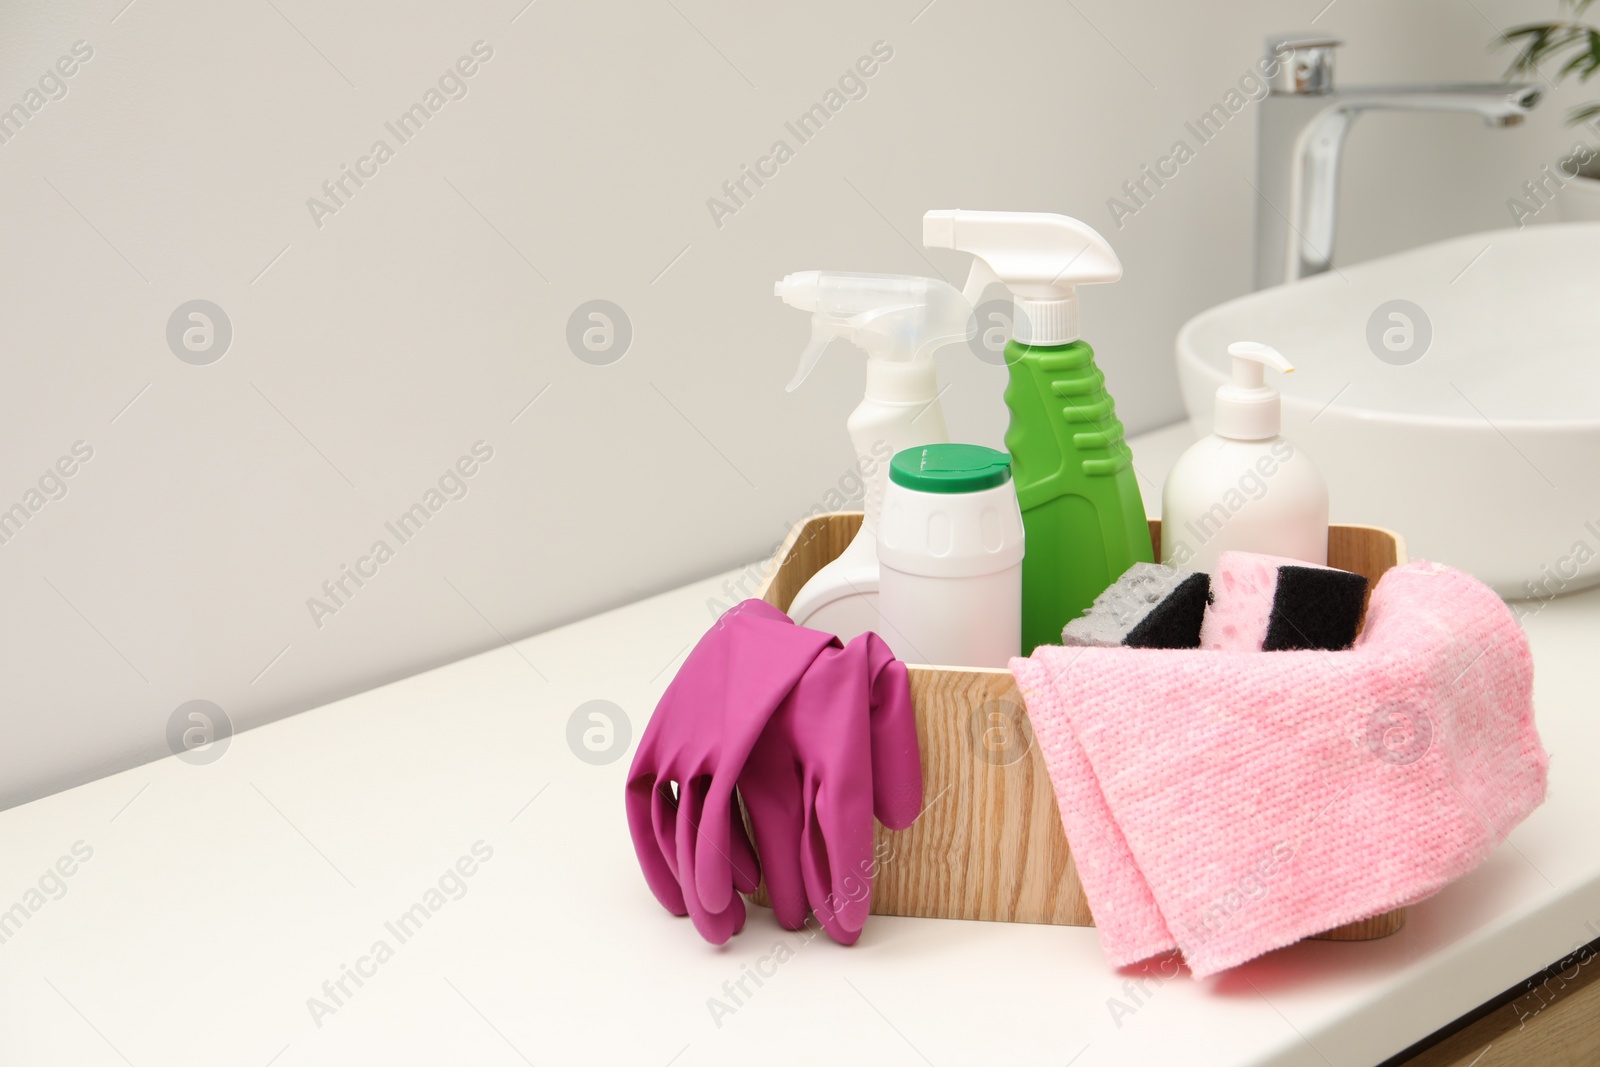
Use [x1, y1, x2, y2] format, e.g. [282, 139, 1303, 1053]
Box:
[923, 209, 1153, 654]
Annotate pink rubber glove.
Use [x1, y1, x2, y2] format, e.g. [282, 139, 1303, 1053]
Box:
[738, 632, 923, 945]
[625, 600, 835, 943]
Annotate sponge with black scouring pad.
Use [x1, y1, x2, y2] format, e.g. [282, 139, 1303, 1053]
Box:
[1061, 562, 1212, 649]
[1200, 551, 1369, 652]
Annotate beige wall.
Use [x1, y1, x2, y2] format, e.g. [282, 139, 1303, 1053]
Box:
[0, 0, 1580, 806]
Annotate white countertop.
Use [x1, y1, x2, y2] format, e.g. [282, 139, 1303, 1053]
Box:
[3, 424, 1596, 1067]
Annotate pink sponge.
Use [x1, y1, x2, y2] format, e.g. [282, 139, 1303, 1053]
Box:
[1011, 560, 1547, 977]
[1200, 551, 1368, 653]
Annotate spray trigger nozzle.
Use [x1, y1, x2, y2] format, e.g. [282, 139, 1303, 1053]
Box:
[776, 271, 974, 394]
[923, 209, 1120, 346]
[958, 258, 1006, 310]
[786, 319, 835, 393]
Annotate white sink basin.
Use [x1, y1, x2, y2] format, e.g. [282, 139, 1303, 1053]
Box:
[1177, 223, 1600, 600]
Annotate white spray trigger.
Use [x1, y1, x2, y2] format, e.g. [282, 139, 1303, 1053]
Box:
[923, 209, 1121, 346]
[959, 258, 1005, 310]
[776, 271, 973, 395]
[786, 318, 835, 393]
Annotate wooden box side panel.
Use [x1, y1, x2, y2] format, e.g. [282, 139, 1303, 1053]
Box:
[871, 667, 1089, 925]
[757, 513, 862, 614]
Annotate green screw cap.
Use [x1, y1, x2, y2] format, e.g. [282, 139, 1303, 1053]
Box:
[889, 443, 1012, 494]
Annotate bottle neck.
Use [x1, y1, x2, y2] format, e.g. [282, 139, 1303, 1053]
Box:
[1012, 294, 1079, 346]
[864, 361, 938, 402]
[1004, 339, 1094, 371]
[1213, 387, 1281, 439]
[1006, 339, 1088, 352]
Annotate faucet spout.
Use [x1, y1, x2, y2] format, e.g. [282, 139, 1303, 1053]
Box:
[1331, 83, 1541, 126]
[1252, 36, 1540, 289]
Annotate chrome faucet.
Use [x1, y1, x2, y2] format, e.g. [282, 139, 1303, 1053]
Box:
[1253, 35, 1540, 289]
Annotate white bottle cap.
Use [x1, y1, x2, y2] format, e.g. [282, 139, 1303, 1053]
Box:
[1215, 341, 1294, 440]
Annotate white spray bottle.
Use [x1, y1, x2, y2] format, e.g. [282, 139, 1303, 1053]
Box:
[776, 271, 972, 640]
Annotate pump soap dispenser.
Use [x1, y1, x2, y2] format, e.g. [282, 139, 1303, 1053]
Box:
[1161, 341, 1328, 573]
[923, 209, 1154, 654]
[776, 271, 973, 641]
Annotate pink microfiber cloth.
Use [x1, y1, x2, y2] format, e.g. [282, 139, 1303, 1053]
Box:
[1011, 561, 1548, 978]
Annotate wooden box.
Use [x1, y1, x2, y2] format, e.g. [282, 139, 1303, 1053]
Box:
[753, 515, 1407, 942]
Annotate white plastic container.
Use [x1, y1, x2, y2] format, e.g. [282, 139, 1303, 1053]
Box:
[1161, 341, 1328, 572]
[876, 444, 1024, 668]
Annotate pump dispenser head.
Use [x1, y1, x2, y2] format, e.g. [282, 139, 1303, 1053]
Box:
[1215, 341, 1294, 440]
[775, 271, 973, 395]
[921, 209, 1121, 346]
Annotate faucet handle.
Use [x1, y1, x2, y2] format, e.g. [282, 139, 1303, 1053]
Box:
[1265, 34, 1341, 95]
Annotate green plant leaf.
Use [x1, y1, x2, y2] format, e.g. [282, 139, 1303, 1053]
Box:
[1503, 24, 1560, 74]
[1496, 5, 1600, 123]
[1500, 16, 1600, 87]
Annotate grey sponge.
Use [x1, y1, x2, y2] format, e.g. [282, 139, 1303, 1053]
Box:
[1062, 562, 1212, 649]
